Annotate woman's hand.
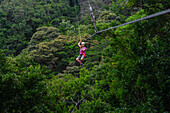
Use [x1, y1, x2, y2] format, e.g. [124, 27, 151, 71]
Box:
[82, 48, 85, 51]
[78, 41, 81, 48]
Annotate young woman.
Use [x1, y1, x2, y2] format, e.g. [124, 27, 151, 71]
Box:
[76, 40, 87, 68]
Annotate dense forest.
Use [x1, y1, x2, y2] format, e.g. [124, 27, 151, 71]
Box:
[0, 0, 169, 112]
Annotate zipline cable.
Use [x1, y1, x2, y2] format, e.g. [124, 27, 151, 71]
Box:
[84, 9, 170, 41]
[88, 0, 98, 32]
[74, 0, 81, 41]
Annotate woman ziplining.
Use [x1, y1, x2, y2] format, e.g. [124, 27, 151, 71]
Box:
[76, 40, 87, 68]
[74, 0, 97, 68]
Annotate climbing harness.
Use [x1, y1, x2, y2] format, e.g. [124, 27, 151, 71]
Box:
[83, 9, 170, 41]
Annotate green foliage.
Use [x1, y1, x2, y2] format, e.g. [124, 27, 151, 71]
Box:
[0, 0, 169, 112]
[100, 8, 169, 112]
[0, 49, 7, 74]
[28, 26, 61, 50]
[0, 0, 79, 55]
[111, 0, 132, 16]
[0, 51, 53, 112]
[97, 11, 119, 23]
[46, 6, 169, 112]
[27, 26, 80, 73]
[128, 0, 169, 10]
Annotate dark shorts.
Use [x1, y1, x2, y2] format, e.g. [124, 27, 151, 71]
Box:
[76, 54, 85, 60]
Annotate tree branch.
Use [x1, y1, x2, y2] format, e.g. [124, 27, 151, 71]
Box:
[70, 97, 84, 113]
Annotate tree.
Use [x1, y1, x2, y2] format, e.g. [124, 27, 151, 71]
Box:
[0, 11, 7, 49]
[0, 51, 53, 112]
[27, 26, 77, 72]
[0, 0, 78, 55]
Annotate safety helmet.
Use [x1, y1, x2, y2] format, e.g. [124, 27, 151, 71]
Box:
[81, 42, 85, 45]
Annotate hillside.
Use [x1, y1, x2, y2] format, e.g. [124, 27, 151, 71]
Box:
[0, 0, 169, 112]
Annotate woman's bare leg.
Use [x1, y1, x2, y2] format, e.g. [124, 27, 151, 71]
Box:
[76, 59, 82, 64]
[81, 58, 83, 63]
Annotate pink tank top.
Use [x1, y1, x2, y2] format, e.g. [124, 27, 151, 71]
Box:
[80, 47, 87, 56]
